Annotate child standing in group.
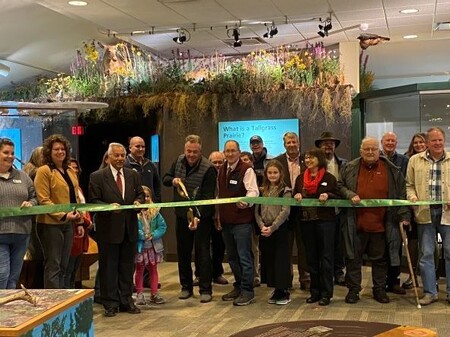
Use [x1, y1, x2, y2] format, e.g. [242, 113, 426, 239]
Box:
[255, 159, 291, 305]
[135, 186, 167, 305]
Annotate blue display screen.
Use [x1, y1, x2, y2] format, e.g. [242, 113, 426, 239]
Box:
[150, 134, 159, 163]
[0, 128, 22, 169]
[218, 119, 299, 157]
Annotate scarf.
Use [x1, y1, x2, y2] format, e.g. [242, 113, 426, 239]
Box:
[303, 167, 326, 195]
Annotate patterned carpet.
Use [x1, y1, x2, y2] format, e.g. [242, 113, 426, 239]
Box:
[90, 263, 449, 337]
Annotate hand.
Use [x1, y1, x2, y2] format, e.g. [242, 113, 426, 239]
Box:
[319, 193, 328, 202]
[237, 201, 248, 209]
[410, 196, 418, 203]
[20, 201, 33, 208]
[294, 193, 302, 202]
[66, 211, 81, 221]
[261, 225, 272, 237]
[351, 195, 361, 205]
[74, 225, 84, 238]
[214, 218, 222, 231]
[111, 203, 121, 213]
[189, 217, 200, 231]
[133, 201, 141, 207]
[400, 220, 411, 231]
[173, 178, 181, 187]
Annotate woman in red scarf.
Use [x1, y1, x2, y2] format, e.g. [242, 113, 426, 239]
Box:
[293, 149, 339, 306]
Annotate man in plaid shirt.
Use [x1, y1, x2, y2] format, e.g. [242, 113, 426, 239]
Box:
[406, 127, 450, 306]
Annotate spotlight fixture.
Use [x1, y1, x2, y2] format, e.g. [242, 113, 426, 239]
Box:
[317, 16, 332, 37]
[172, 28, 190, 44]
[263, 22, 278, 39]
[227, 27, 242, 47]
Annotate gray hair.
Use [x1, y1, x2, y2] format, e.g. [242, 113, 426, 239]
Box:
[107, 142, 126, 155]
[185, 134, 201, 145]
[360, 136, 379, 149]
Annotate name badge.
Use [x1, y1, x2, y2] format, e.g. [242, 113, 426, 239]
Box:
[321, 182, 328, 186]
[229, 179, 238, 185]
[13, 179, 22, 184]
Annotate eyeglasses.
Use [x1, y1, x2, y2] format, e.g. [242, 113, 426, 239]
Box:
[361, 147, 378, 153]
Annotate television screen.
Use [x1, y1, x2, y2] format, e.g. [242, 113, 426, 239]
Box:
[0, 128, 22, 169]
[150, 134, 159, 163]
[218, 119, 299, 157]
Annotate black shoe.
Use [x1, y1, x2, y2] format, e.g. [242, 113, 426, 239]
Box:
[319, 297, 331, 306]
[213, 276, 228, 285]
[386, 284, 406, 295]
[306, 296, 320, 303]
[345, 291, 360, 304]
[104, 307, 118, 317]
[373, 290, 390, 303]
[119, 304, 141, 314]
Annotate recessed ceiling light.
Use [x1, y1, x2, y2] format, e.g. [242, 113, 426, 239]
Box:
[403, 34, 418, 39]
[68, 1, 88, 6]
[400, 8, 419, 14]
[435, 22, 450, 31]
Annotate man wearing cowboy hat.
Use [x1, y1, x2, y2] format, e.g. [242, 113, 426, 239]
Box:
[315, 131, 348, 286]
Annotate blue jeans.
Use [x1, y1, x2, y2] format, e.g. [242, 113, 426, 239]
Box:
[0, 233, 30, 289]
[417, 207, 450, 295]
[221, 223, 254, 296]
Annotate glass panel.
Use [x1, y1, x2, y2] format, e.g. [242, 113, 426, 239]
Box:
[420, 92, 450, 136]
[364, 93, 420, 154]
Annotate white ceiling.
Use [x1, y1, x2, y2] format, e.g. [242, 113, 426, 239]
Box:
[1, 0, 450, 89]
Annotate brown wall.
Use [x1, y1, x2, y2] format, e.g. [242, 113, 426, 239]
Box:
[159, 104, 352, 260]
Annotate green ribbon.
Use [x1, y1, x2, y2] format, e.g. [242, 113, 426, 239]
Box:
[0, 197, 445, 218]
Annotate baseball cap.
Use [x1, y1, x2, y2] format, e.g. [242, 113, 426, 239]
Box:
[249, 135, 263, 144]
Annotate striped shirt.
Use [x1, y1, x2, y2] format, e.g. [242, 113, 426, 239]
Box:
[427, 151, 446, 202]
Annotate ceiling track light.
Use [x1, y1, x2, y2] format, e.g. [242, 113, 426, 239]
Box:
[172, 28, 190, 44]
[263, 22, 278, 39]
[317, 16, 332, 38]
[227, 27, 242, 47]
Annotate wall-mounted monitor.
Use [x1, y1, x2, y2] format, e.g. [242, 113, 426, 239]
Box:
[0, 128, 22, 169]
[218, 118, 299, 158]
[150, 134, 159, 163]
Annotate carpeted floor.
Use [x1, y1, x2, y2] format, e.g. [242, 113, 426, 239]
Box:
[89, 262, 449, 337]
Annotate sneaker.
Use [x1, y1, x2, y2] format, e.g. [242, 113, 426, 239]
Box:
[345, 291, 360, 304]
[275, 292, 291, 305]
[178, 290, 193, 300]
[135, 292, 146, 305]
[318, 297, 331, 306]
[401, 277, 414, 290]
[222, 288, 240, 301]
[268, 290, 283, 304]
[200, 294, 212, 303]
[233, 293, 255, 306]
[149, 293, 165, 304]
[419, 293, 438, 306]
[267, 292, 277, 304]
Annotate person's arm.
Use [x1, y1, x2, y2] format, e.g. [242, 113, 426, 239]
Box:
[88, 172, 107, 205]
[254, 204, 264, 229]
[151, 213, 167, 240]
[162, 160, 177, 187]
[34, 166, 66, 221]
[238, 167, 259, 208]
[270, 189, 291, 231]
[152, 162, 162, 202]
[405, 158, 418, 202]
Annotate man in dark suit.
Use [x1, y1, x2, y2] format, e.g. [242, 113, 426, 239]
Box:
[89, 142, 145, 317]
[273, 132, 310, 290]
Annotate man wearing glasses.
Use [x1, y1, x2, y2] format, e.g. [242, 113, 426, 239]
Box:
[339, 137, 410, 305]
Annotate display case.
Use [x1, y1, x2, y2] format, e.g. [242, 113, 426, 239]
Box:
[359, 82, 450, 153]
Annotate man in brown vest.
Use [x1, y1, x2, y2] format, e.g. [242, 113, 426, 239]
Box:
[218, 140, 259, 306]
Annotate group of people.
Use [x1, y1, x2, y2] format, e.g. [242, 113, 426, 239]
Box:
[0, 126, 449, 318]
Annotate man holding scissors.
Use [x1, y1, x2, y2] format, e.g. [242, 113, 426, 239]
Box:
[163, 134, 217, 303]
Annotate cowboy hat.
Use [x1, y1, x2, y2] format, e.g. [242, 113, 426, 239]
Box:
[314, 131, 341, 148]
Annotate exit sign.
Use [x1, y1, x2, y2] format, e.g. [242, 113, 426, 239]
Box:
[71, 125, 84, 136]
